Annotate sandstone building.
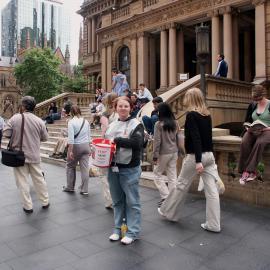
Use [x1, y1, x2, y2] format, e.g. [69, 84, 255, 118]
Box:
[78, 0, 269, 94]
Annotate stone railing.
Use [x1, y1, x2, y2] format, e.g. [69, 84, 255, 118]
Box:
[143, 0, 159, 8]
[189, 135, 270, 207]
[139, 75, 253, 128]
[112, 6, 130, 23]
[35, 92, 95, 118]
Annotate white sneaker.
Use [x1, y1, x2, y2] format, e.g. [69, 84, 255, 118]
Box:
[200, 223, 220, 233]
[121, 236, 134, 245]
[109, 233, 120, 241]
[158, 207, 166, 217]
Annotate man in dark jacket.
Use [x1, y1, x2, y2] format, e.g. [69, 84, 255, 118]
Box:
[214, 54, 228, 78]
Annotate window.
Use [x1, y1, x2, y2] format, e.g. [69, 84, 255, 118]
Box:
[118, 46, 130, 84]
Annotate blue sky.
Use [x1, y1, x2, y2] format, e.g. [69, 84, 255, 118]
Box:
[0, 0, 83, 64]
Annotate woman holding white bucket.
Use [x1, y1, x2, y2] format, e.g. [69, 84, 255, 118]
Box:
[105, 96, 144, 245]
[63, 105, 91, 195]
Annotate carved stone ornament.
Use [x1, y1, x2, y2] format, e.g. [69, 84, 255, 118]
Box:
[252, 0, 266, 6]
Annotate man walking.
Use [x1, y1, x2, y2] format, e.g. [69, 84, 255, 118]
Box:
[214, 54, 228, 78]
[3, 96, 50, 214]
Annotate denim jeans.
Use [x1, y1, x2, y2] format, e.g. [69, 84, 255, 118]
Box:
[108, 166, 142, 239]
[142, 115, 158, 134]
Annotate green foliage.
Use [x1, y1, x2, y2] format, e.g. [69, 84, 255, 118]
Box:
[63, 64, 88, 93]
[14, 48, 64, 103]
[257, 162, 265, 175]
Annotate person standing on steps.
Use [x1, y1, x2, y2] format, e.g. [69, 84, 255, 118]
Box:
[3, 96, 50, 214]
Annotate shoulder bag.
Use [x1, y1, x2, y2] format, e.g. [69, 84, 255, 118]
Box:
[74, 119, 85, 139]
[1, 114, 25, 167]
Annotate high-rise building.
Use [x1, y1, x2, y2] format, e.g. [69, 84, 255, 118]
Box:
[1, 0, 70, 57]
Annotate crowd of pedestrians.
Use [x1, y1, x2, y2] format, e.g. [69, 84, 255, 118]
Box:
[1, 73, 269, 246]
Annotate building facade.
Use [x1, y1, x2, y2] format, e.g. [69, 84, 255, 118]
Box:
[78, 0, 269, 94]
[1, 0, 70, 57]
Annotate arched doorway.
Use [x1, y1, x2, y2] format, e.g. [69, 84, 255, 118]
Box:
[118, 46, 130, 84]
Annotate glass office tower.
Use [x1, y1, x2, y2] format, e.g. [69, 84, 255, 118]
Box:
[1, 0, 70, 57]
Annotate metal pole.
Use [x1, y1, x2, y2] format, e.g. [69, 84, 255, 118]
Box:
[200, 61, 206, 97]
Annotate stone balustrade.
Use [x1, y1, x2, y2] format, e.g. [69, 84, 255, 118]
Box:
[112, 6, 130, 23]
[143, 0, 159, 8]
[189, 135, 270, 207]
[35, 92, 95, 118]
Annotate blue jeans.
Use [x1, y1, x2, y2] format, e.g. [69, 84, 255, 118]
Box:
[142, 115, 158, 135]
[108, 166, 142, 239]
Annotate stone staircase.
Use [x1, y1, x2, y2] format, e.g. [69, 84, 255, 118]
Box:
[2, 107, 100, 167]
[1, 106, 152, 171]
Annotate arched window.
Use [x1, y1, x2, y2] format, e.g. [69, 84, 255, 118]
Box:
[118, 46, 130, 84]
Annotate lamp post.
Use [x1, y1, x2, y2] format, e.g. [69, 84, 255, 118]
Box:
[196, 24, 210, 97]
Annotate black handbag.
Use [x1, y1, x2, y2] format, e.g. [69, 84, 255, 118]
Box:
[1, 114, 25, 167]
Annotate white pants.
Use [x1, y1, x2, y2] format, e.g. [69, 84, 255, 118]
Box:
[160, 152, 220, 231]
[99, 168, 112, 207]
[13, 163, 49, 210]
[153, 152, 178, 199]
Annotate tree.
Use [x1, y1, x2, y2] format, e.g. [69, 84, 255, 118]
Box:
[14, 48, 64, 102]
[63, 64, 88, 93]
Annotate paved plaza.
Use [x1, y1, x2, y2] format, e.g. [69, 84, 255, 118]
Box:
[0, 162, 270, 270]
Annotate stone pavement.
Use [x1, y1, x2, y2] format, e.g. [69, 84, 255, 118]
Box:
[0, 162, 270, 270]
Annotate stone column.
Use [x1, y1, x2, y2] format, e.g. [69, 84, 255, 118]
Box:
[106, 42, 112, 92]
[101, 44, 107, 90]
[211, 11, 220, 74]
[232, 14, 239, 80]
[253, 0, 266, 80]
[177, 27, 184, 74]
[88, 18, 92, 54]
[223, 7, 233, 78]
[130, 34, 138, 91]
[83, 20, 88, 56]
[160, 27, 168, 91]
[137, 32, 149, 86]
[92, 17, 97, 53]
[169, 23, 177, 88]
[149, 36, 156, 92]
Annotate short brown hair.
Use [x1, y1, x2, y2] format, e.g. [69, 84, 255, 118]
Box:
[114, 96, 133, 110]
[252, 85, 267, 99]
[70, 105, 81, 117]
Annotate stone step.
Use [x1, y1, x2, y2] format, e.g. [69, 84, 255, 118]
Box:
[41, 141, 57, 148]
[40, 146, 54, 155]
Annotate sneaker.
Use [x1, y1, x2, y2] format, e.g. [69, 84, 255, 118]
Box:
[23, 208, 33, 214]
[158, 199, 165, 208]
[62, 186, 75, 193]
[157, 207, 166, 217]
[239, 172, 249, 185]
[246, 172, 257, 182]
[200, 223, 220, 233]
[121, 236, 135, 245]
[109, 233, 120, 241]
[42, 203, 50, 209]
[80, 191, 89, 196]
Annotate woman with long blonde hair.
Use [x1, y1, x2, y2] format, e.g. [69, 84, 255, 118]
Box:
[158, 88, 221, 233]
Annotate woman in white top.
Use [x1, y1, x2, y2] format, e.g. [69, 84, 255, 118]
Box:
[63, 105, 91, 195]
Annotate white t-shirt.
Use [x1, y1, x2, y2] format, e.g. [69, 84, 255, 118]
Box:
[138, 88, 153, 101]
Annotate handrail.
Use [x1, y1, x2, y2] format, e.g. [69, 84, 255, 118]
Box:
[138, 75, 252, 128]
[35, 92, 95, 118]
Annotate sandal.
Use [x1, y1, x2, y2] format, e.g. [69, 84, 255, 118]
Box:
[239, 172, 249, 185]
